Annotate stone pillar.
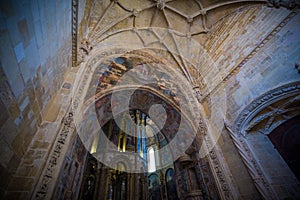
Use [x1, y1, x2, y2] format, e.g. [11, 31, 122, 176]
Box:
[140, 175, 147, 200]
[97, 167, 112, 200]
[126, 173, 131, 200]
[106, 170, 113, 200]
[159, 171, 166, 200]
[174, 162, 183, 199]
[145, 175, 148, 200]
[94, 163, 103, 200]
[134, 174, 139, 200]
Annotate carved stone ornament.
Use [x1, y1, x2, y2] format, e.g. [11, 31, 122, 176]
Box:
[156, 0, 165, 10]
[72, 0, 78, 67]
[78, 39, 93, 64]
[267, 0, 300, 9]
[197, 122, 234, 199]
[235, 81, 300, 136]
[224, 122, 277, 199]
[33, 111, 75, 200]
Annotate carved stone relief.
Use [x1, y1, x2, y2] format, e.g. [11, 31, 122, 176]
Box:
[267, 0, 300, 9]
[196, 121, 234, 200]
[33, 111, 75, 200]
[235, 81, 300, 136]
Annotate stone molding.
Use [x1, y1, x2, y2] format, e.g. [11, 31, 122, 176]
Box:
[197, 122, 234, 200]
[234, 81, 300, 136]
[32, 111, 75, 200]
[224, 122, 277, 199]
[226, 81, 300, 199]
[72, 0, 78, 67]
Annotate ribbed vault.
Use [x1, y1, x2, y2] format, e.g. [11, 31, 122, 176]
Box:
[76, 0, 297, 101]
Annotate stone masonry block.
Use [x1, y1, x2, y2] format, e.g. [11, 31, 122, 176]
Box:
[7, 100, 20, 120]
[7, 176, 34, 191]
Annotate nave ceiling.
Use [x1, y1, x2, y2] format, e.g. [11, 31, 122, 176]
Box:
[75, 0, 297, 102]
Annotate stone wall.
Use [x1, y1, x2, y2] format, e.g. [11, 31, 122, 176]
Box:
[0, 0, 75, 199]
[199, 5, 291, 99]
[52, 135, 87, 200]
[202, 9, 300, 199]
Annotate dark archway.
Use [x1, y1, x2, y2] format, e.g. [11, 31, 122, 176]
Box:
[268, 115, 300, 181]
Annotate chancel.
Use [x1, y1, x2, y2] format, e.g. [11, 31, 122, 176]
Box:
[0, 0, 300, 200]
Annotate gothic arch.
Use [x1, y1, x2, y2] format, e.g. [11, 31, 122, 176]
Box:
[226, 81, 300, 199]
[235, 81, 300, 136]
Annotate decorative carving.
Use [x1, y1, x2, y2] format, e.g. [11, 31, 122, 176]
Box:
[235, 81, 300, 135]
[72, 0, 78, 67]
[192, 85, 202, 102]
[224, 122, 277, 199]
[187, 16, 193, 23]
[267, 0, 299, 9]
[33, 112, 74, 199]
[78, 39, 93, 64]
[198, 122, 233, 199]
[243, 97, 300, 134]
[132, 9, 139, 17]
[156, 0, 166, 10]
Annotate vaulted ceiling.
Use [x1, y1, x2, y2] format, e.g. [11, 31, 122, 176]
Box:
[76, 0, 296, 101]
[79, 0, 284, 42]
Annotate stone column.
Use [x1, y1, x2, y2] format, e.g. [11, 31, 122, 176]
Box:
[134, 174, 139, 200]
[140, 175, 147, 200]
[94, 163, 103, 200]
[159, 171, 166, 200]
[98, 167, 112, 200]
[126, 173, 131, 200]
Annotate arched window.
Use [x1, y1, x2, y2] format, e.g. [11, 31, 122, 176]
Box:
[148, 147, 156, 173]
[166, 168, 179, 199]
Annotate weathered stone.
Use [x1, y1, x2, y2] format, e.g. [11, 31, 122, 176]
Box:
[11, 133, 25, 157]
[7, 100, 20, 120]
[32, 100, 40, 115]
[16, 165, 33, 177]
[21, 104, 31, 121]
[0, 99, 9, 127]
[0, 164, 11, 189]
[5, 191, 29, 200]
[32, 140, 50, 149]
[29, 165, 39, 177]
[7, 177, 34, 191]
[26, 82, 36, 104]
[0, 139, 14, 168]
[17, 18, 31, 48]
[36, 113, 43, 126]
[13, 42, 25, 63]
